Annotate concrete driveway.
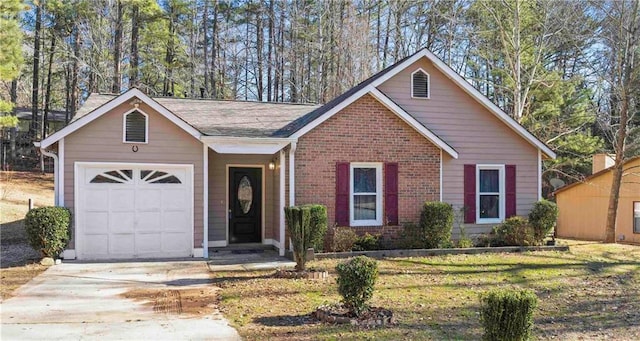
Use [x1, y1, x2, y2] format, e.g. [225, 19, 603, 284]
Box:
[1, 261, 241, 341]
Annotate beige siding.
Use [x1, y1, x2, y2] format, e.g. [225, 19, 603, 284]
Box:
[64, 101, 204, 249]
[207, 151, 278, 243]
[378, 58, 539, 235]
[556, 158, 640, 244]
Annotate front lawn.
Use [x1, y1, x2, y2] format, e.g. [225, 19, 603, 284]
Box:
[212, 241, 640, 340]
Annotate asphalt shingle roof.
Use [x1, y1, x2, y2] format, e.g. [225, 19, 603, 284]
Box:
[73, 94, 320, 137]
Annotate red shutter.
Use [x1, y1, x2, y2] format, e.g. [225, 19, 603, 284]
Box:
[335, 162, 350, 226]
[505, 165, 517, 218]
[384, 162, 399, 226]
[464, 164, 476, 223]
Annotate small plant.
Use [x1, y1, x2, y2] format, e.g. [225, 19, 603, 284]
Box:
[399, 222, 422, 249]
[327, 226, 358, 252]
[491, 216, 536, 246]
[335, 256, 379, 316]
[284, 206, 312, 271]
[480, 288, 538, 341]
[24, 206, 71, 258]
[528, 200, 558, 244]
[353, 233, 381, 251]
[419, 202, 454, 248]
[302, 204, 328, 252]
[454, 206, 474, 248]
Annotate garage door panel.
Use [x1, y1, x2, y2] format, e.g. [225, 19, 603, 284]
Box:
[136, 189, 162, 211]
[84, 212, 109, 233]
[163, 211, 189, 232]
[137, 211, 162, 231]
[110, 189, 135, 211]
[84, 190, 109, 210]
[110, 234, 135, 254]
[109, 212, 135, 233]
[162, 189, 188, 209]
[136, 233, 162, 253]
[83, 235, 109, 256]
[162, 233, 190, 252]
[78, 164, 192, 260]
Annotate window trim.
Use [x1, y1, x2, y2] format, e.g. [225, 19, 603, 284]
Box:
[122, 109, 149, 144]
[350, 162, 383, 227]
[411, 68, 430, 99]
[476, 164, 505, 224]
[634, 201, 640, 234]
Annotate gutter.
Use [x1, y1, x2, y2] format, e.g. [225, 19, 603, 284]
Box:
[34, 141, 59, 206]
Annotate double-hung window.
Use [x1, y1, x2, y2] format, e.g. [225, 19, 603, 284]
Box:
[477, 165, 505, 224]
[350, 163, 382, 226]
[634, 202, 640, 234]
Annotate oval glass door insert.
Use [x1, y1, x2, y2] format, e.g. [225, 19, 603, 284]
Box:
[237, 176, 253, 214]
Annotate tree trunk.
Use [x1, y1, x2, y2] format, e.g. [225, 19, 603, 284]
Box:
[210, 0, 218, 99]
[9, 80, 17, 161]
[266, 0, 274, 101]
[43, 35, 56, 139]
[203, 0, 209, 96]
[256, 5, 263, 101]
[112, 0, 123, 93]
[129, 4, 140, 88]
[71, 26, 80, 118]
[30, 3, 42, 137]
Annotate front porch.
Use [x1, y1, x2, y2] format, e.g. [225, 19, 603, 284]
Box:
[202, 137, 297, 258]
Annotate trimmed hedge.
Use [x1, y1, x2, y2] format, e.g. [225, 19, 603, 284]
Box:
[353, 233, 381, 251]
[284, 206, 312, 271]
[419, 202, 454, 248]
[480, 288, 538, 341]
[326, 226, 358, 252]
[491, 216, 536, 247]
[528, 200, 558, 244]
[24, 207, 71, 258]
[336, 256, 379, 316]
[302, 204, 328, 252]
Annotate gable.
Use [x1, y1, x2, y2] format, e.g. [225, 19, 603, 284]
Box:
[378, 57, 537, 157]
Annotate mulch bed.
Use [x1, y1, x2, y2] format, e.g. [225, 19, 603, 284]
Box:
[313, 304, 395, 327]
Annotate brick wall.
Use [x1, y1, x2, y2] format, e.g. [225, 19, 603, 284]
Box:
[294, 94, 441, 242]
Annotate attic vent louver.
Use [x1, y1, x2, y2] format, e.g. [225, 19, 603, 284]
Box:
[412, 69, 430, 99]
[124, 110, 147, 143]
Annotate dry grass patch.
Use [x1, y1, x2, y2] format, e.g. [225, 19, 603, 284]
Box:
[212, 242, 640, 340]
[1, 171, 54, 301]
[122, 286, 222, 317]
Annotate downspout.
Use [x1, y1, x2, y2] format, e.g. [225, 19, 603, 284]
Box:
[34, 141, 59, 206]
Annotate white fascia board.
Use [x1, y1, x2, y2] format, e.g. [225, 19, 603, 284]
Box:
[201, 136, 295, 155]
[368, 88, 458, 159]
[369, 49, 556, 159]
[40, 88, 201, 149]
[289, 85, 373, 139]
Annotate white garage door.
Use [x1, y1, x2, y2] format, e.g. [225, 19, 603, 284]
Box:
[76, 163, 193, 260]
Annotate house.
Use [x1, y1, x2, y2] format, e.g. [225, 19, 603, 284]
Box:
[37, 48, 556, 260]
[555, 154, 640, 244]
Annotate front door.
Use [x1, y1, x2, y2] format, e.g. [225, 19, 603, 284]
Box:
[229, 167, 262, 243]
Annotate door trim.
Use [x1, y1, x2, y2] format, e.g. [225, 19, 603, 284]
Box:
[225, 164, 265, 245]
[74, 161, 194, 259]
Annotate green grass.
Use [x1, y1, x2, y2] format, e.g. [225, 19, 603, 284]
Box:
[211, 241, 640, 340]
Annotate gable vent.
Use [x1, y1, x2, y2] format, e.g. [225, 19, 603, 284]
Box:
[412, 70, 430, 99]
[125, 111, 147, 143]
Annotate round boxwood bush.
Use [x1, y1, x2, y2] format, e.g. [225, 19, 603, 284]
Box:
[528, 200, 558, 244]
[24, 206, 71, 258]
[491, 216, 535, 246]
[335, 256, 378, 316]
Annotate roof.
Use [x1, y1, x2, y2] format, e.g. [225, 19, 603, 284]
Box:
[276, 48, 556, 159]
[554, 156, 640, 195]
[15, 107, 67, 122]
[73, 94, 320, 138]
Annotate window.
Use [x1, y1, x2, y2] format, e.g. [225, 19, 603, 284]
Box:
[123, 110, 148, 143]
[411, 69, 430, 99]
[634, 202, 640, 234]
[350, 163, 382, 226]
[477, 165, 505, 224]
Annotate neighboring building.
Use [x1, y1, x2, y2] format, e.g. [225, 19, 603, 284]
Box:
[555, 155, 640, 244]
[37, 48, 555, 260]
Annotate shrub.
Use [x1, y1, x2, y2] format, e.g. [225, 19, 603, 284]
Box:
[457, 237, 474, 248]
[24, 206, 71, 258]
[528, 200, 558, 244]
[399, 222, 422, 249]
[353, 233, 381, 251]
[491, 216, 536, 246]
[419, 202, 454, 249]
[480, 288, 538, 341]
[284, 206, 312, 271]
[335, 256, 379, 316]
[326, 226, 358, 252]
[302, 204, 328, 252]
